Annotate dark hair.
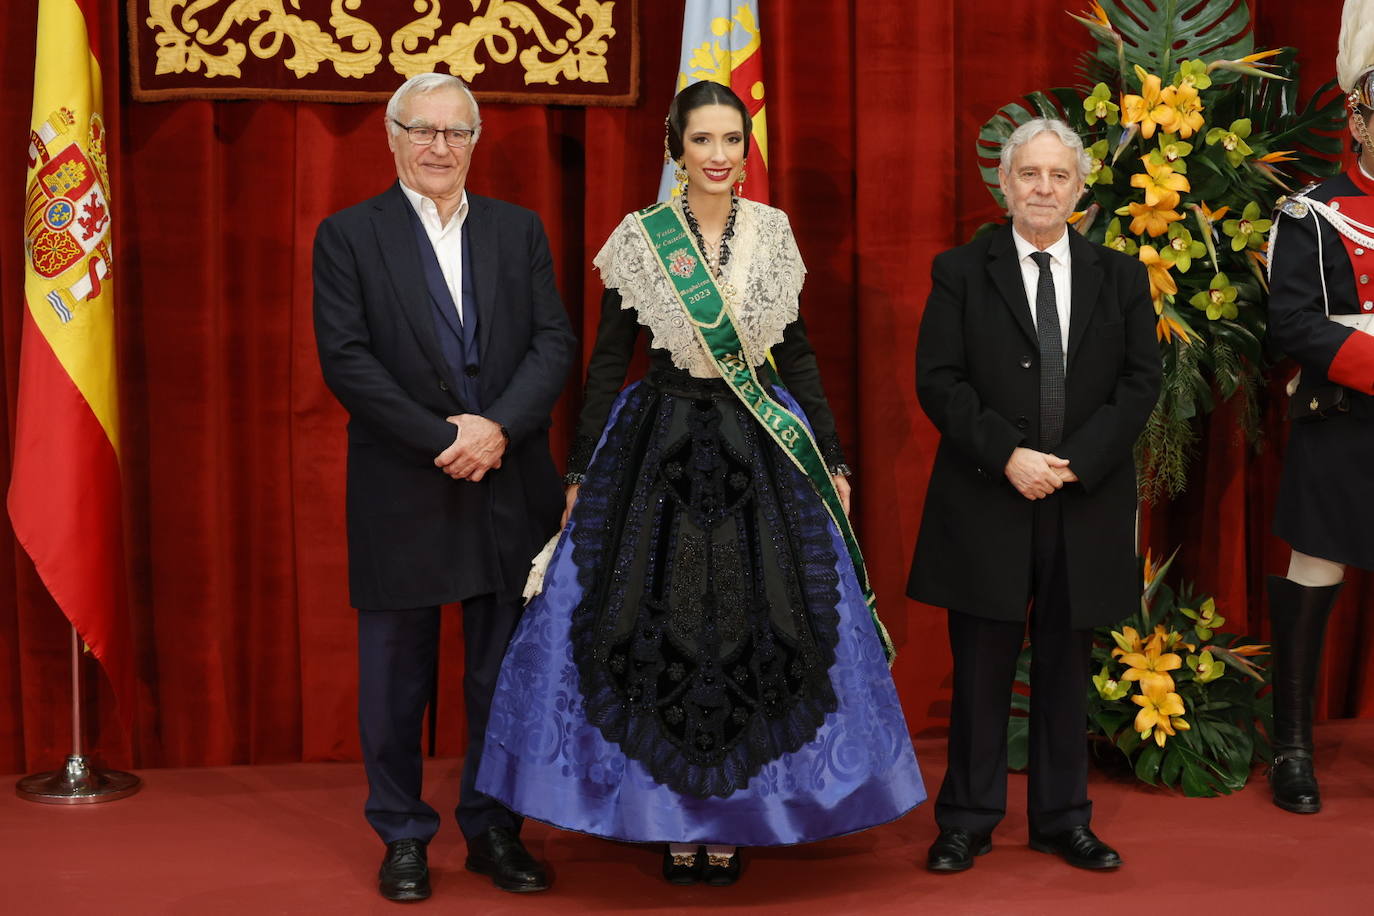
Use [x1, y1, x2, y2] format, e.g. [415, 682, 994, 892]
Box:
[665, 81, 752, 161]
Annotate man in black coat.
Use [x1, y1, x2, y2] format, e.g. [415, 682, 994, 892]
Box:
[908, 118, 1160, 873]
[313, 73, 576, 900]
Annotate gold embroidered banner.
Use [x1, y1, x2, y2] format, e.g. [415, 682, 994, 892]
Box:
[128, 0, 638, 105]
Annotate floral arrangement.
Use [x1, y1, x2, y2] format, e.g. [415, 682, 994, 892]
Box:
[1008, 549, 1271, 797]
[978, 0, 1348, 500]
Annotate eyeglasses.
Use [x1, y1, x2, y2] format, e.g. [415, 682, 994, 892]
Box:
[391, 119, 477, 148]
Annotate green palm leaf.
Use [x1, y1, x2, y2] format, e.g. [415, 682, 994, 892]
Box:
[1099, 0, 1253, 81]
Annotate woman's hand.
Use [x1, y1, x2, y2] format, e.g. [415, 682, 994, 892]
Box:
[560, 484, 581, 529]
[833, 475, 851, 516]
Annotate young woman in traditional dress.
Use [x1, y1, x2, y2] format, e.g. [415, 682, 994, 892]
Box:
[476, 81, 924, 885]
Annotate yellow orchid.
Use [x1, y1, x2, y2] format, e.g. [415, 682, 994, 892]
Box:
[1124, 201, 1184, 237]
[1093, 666, 1131, 701]
[1131, 156, 1190, 209]
[1132, 681, 1190, 746]
[1084, 83, 1120, 127]
[1223, 201, 1272, 252]
[1104, 217, 1138, 256]
[1179, 596, 1225, 639]
[1120, 641, 1183, 693]
[1175, 59, 1213, 91]
[1137, 245, 1178, 305]
[1155, 136, 1193, 173]
[1188, 649, 1225, 684]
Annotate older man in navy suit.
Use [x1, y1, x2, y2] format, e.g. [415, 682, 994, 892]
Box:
[314, 73, 575, 901]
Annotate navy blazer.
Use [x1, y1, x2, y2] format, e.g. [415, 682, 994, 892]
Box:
[313, 183, 577, 609]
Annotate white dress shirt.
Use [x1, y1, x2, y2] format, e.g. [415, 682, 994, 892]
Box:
[400, 182, 469, 323]
[1012, 226, 1072, 361]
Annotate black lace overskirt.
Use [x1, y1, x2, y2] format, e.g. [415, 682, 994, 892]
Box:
[568, 375, 841, 799]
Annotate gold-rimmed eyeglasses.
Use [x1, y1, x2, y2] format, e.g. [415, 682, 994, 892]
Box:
[391, 119, 477, 148]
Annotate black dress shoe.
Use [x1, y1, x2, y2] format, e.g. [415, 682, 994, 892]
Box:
[662, 846, 704, 885]
[465, 826, 550, 893]
[1029, 825, 1122, 870]
[379, 838, 431, 902]
[702, 849, 742, 886]
[926, 827, 991, 872]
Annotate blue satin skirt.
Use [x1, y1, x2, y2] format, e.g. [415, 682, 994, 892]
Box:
[475, 381, 925, 845]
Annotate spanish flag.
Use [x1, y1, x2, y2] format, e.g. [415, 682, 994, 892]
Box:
[657, 0, 771, 203]
[9, 0, 133, 725]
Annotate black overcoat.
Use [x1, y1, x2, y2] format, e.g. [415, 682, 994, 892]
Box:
[313, 184, 577, 609]
[906, 224, 1161, 628]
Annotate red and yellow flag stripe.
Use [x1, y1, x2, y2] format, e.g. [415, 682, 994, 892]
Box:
[8, 0, 133, 724]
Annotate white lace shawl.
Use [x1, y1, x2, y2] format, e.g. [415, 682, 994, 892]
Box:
[592, 198, 806, 378]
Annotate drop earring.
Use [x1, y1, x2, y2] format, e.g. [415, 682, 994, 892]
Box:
[675, 162, 689, 196]
[735, 162, 747, 196]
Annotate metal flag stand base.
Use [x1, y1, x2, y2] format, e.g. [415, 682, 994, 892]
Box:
[15, 627, 141, 805]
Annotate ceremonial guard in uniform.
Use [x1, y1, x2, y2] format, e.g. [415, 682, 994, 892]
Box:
[1263, 0, 1374, 815]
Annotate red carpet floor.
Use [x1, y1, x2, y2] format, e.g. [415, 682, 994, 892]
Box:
[4, 722, 1373, 915]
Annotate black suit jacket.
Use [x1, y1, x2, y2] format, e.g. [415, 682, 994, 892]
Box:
[313, 184, 576, 609]
[907, 224, 1161, 628]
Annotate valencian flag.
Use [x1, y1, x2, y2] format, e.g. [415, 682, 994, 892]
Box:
[9, 0, 134, 724]
[657, 0, 771, 203]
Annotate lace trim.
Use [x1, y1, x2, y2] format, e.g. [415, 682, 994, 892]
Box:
[567, 386, 840, 799]
[592, 200, 806, 378]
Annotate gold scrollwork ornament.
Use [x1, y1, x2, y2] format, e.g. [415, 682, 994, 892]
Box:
[389, 0, 617, 85]
[145, 0, 383, 80]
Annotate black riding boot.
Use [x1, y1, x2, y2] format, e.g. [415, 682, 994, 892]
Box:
[1266, 575, 1342, 814]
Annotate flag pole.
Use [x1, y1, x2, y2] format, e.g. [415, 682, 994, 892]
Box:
[15, 626, 140, 804]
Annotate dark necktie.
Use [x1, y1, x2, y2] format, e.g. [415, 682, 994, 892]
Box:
[1030, 250, 1064, 449]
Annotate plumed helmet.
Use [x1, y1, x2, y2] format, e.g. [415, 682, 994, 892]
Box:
[1338, 0, 1374, 108]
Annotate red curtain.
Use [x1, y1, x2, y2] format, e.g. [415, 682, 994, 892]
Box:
[1, 0, 1365, 775]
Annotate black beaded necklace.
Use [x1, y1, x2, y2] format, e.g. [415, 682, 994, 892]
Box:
[681, 194, 740, 278]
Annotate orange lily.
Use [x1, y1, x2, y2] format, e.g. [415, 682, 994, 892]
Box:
[1120, 641, 1183, 693]
[1121, 67, 1171, 139]
[1138, 245, 1178, 304]
[1159, 83, 1205, 138]
[1131, 156, 1190, 209]
[1147, 624, 1195, 654]
[1110, 625, 1145, 659]
[1132, 681, 1190, 747]
[1126, 202, 1185, 238]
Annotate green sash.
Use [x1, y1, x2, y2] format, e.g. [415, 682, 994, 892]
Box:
[633, 202, 895, 664]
